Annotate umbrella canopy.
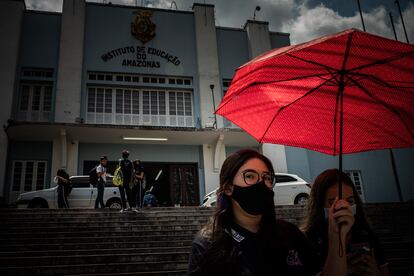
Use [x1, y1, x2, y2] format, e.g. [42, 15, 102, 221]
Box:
[216, 28, 414, 158]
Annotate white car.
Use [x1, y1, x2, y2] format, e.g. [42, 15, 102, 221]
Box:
[202, 173, 311, 207]
[16, 176, 123, 209]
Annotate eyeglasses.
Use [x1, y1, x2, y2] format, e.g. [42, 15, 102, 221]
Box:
[241, 169, 275, 187]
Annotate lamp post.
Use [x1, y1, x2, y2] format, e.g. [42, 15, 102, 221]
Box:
[253, 6, 261, 20]
[210, 84, 217, 128]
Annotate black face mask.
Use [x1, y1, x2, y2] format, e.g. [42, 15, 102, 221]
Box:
[231, 181, 274, 215]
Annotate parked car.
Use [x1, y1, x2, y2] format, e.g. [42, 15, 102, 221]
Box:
[202, 173, 311, 207]
[16, 175, 122, 209]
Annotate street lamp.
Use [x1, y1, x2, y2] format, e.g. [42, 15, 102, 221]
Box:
[253, 6, 261, 20]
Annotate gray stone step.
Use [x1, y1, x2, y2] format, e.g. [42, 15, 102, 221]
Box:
[0, 251, 190, 266]
[0, 260, 188, 276]
[0, 240, 193, 252]
[67, 271, 187, 276]
[0, 221, 203, 234]
[1, 228, 200, 240]
[0, 233, 197, 245]
[0, 218, 209, 228]
[0, 246, 191, 258]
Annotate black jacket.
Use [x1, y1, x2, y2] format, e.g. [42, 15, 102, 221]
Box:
[188, 219, 320, 276]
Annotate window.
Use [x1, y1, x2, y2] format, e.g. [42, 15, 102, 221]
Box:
[18, 83, 53, 122]
[88, 72, 193, 87]
[87, 87, 112, 114]
[87, 88, 193, 127]
[12, 161, 47, 192]
[86, 72, 194, 126]
[22, 68, 53, 79]
[143, 90, 166, 116]
[275, 175, 297, 183]
[345, 170, 365, 201]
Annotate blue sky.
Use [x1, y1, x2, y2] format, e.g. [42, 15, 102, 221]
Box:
[25, 0, 414, 44]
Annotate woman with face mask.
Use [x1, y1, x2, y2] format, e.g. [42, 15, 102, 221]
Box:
[188, 149, 351, 276]
[301, 169, 390, 276]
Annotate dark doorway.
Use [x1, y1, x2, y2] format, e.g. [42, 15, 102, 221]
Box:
[169, 165, 199, 206]
[82, 161, 200, 206]
[144, 163, 200, 206]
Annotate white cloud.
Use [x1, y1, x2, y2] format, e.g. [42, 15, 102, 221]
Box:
[394, 2, 414, 43]
[284, 3, 397, 44]
[23, 0, 413, 44]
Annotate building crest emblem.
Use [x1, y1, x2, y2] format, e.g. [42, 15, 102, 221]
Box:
[131, 10, 156, 44]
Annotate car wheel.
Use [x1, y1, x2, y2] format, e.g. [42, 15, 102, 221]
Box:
[28, 198, 48, 208]
[295, 194, 309, 205]
[106, 198, 122, 209]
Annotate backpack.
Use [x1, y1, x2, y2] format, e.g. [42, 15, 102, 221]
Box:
[112, 165, 124, 186]
[89, 166, 98, 187]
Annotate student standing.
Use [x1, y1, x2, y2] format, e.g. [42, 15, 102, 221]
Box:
[133, 159, 145, 208]
[94, 155, 107, 209]
[119, 150, 133, 212]
[301, 169, 389, 276]
[188, 149, 353, 276]
[55, 169, 70, 208]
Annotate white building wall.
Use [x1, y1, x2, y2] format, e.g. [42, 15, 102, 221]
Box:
[51, 130, 79, 185]
[55, 0, 85, 123]
[193, 4, 223, 129]
[0, 0, 25, 200]
[245, 20, 288, 173]
[202, 142, 226, 196]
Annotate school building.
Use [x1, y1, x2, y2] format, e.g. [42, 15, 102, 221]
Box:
[1, 0, 413, 206]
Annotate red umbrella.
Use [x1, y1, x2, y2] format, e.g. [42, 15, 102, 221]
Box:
[216, 28, 414, 197]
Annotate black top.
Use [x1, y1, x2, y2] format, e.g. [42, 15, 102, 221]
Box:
[120, 159, 133, 182]
[188, 219, 320, 276]
[56, 169, 69, 186]
[307, 226, 387, 274]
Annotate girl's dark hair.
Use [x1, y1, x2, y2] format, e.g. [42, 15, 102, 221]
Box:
[301, 168, 372, 239]
[198, 148, 277, 272]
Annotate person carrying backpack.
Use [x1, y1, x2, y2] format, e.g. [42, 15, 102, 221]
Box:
[119, 150, 133, 213]
[94, 155, 107, 209]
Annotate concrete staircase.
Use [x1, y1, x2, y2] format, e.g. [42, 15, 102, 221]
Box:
[0, 203, 413, 276]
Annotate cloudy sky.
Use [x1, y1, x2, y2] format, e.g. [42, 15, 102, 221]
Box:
[25, 0, 413, 44]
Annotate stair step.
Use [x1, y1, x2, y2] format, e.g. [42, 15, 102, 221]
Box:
[0, 246, 191, 257]
[67, 271, 187, 276]
[0, 251, 190, 266]
[0, 260, 189, 276]
[0, 240, 193, 252]
[0, 233, 197, 245]
[0, 225, 205, 233]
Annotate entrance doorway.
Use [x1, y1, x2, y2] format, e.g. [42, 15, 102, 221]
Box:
[145, 163, 200, 206]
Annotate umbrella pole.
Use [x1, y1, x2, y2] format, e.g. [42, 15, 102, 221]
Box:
[390, 149, 403, 201]
[338, 82, 344, 200]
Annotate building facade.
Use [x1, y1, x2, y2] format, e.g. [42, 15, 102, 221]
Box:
[1, 0, 413, 206]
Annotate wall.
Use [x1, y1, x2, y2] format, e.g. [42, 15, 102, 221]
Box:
[78, 143, 200, 169]
[55, 0, 85, 123]
[193, 4, 222, 129]
[270, 32, 291, 49]
[18, 11, 61, 69]
[306, 149, 413, 202]
[82, 3, 200, 126]
[216, 27, 249, 80]
[0, 0, 25, 201]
